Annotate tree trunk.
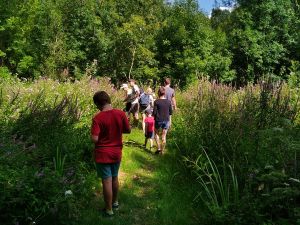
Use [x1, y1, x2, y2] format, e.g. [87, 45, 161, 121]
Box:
[128, 46, 136, 80]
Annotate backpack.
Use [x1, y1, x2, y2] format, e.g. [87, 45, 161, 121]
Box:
[139, 93, 150, 107]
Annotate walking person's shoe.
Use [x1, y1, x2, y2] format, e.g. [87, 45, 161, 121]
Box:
[112, 201, 119, 211]
[102, 208, 114, 217]
[155, 149, 162, 155]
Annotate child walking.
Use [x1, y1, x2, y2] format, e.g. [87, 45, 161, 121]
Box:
[91, 91, 131, 217]
[144, 109, 155, 150]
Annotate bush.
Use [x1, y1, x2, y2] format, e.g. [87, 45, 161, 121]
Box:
[0, 66, 12, 79]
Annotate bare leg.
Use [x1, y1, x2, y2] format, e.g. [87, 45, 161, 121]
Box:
[112, 176, 119, 204]
[134, 103, 139, 126]
[150, 139, 153, 148]
[161, 129, 168, 152]
[142, 113, 146, 132]
[155, 128, 161, 151]
[102, 177, 113, 211]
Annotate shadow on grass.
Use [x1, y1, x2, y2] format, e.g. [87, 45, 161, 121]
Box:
[124, 139, 154, 155]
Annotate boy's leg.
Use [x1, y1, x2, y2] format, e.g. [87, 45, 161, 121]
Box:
[102, 177, 113, 211]
[111, 162, 120, 207]
[112, 176, 119, 204]
[144, 137, 148, 147]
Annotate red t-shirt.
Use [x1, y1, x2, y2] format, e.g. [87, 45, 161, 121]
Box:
[144, 116, 154, 132]
[91, 109, 130, 163]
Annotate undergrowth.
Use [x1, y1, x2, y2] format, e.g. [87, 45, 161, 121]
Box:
[171, 79, 300, 224]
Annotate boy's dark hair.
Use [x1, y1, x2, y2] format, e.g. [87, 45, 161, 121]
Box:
[164, 78, 171, 85]
[158, 86, 165, 97]
[93, 91, 111, 107]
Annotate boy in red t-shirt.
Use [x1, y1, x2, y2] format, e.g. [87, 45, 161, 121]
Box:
[91, 91, 131, 217]
[144, 109, 155, 150]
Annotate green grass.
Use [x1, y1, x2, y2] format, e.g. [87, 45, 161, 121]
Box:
[77, 129, 200, 225]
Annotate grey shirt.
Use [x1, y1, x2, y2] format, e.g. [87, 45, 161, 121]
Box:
[165, 86, 175, 104]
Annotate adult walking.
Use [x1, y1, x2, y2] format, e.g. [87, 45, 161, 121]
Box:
[153, 86, 172, 155]
[121, 79, 140, 126]
[164, 78, 177, 111]
[91, 91, 131, 217]
[139, 87, 154, 132]
[120, 83, 132, 115]
[128, 79, 140, 125]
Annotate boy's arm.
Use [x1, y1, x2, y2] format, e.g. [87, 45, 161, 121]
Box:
[169, 101, 173, 116]
[169, 102, 173, 128]
[144, 122, 148, 134]
[91, 135, 98, 143]
[122, 113, 131, 133]
[91, 119, 100, 143]
[172, 96, 177, 110]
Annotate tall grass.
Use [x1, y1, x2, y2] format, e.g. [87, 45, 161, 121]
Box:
[184, 149, 239, 213]
[0, 76, 124, 224]
[172, 79, 300, 224]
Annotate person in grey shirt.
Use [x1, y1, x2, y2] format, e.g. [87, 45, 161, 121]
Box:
[164, 78, 177, 110]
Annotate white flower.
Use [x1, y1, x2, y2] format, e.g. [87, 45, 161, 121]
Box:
[65, 190, 73, 196]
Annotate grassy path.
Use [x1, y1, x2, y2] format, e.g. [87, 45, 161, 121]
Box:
[78, 129, 200, 225]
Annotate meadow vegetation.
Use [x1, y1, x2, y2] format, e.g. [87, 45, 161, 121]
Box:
[1, 0, 300, 224]
[172, 79, 300, 224]
[1, 76, 300, 224]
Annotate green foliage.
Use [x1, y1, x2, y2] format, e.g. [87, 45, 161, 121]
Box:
[0, 77, 121, 224]
[0, 66, 12, 79]
[171, 79, 300, 224]
[184, 150, 239, 220]
[53, 147, 67, 177]
[223, 0, 300, 85]
[288, 61, 300, 88]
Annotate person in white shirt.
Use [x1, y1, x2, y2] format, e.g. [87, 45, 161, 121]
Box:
[126, 79, 140, 125]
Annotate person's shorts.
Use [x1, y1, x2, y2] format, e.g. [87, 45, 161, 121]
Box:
[155, 121, 170, 130]
[95, 162, 120, 179]
[125, 102, 132, 112]
[145, 131, 154, 139]
[129, 102, 139, 114]
[140, 104, 150, 113]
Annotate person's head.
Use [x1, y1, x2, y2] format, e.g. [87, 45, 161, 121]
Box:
[164, 78, 171, 86]
[93, 91, 111, 110]
[158, 86, 165, 98]
[146, 87, 153, 95]
[145, 109, 152, 117]
[129, 79, 136, 87]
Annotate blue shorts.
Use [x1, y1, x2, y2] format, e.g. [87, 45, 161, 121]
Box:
[145, 131, 154, 139]
[95, 162, 120, 179]
[155, 121, 170, 130]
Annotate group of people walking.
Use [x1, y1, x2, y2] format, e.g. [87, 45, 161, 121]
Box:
[90, 78, 176, 217]
[121, 78, 177, 154]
